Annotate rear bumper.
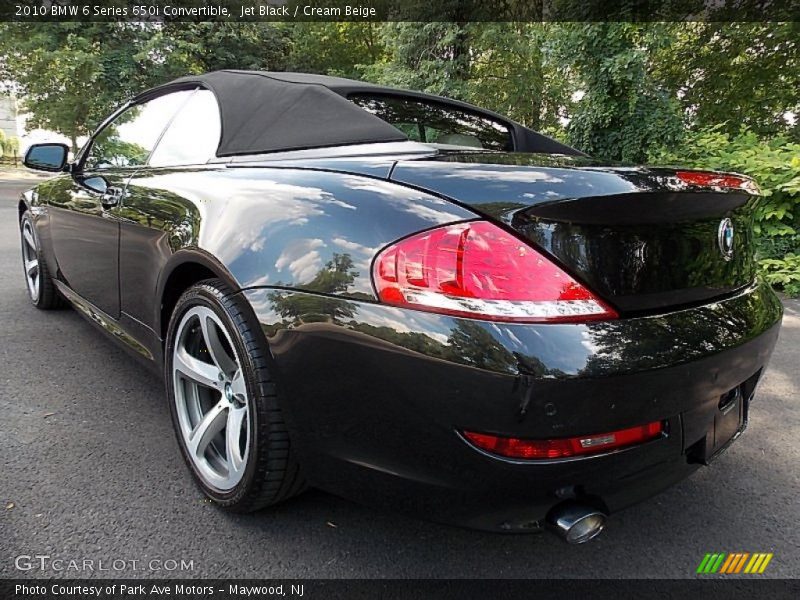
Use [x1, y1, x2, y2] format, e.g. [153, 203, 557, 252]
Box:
[242, 280, 783, 531]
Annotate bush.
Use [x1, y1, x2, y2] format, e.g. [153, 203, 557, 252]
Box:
[649, 126, 800, 296]
[0, 135, 21, 165]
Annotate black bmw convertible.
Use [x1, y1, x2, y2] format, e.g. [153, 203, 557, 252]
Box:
[20, 71, 782, 543]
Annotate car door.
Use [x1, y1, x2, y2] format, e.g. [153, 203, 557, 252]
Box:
[46, 89, 195, 318]
[118, 88, 223, 329]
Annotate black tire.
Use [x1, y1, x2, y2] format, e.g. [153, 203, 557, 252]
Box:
[165, 278, 305, 512]
[20, 211, 64, 310]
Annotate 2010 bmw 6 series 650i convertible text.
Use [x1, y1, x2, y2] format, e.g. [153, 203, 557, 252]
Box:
[19, 71, 782, 543]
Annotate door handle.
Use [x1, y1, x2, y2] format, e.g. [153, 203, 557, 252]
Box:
[101, 186, 123, 209]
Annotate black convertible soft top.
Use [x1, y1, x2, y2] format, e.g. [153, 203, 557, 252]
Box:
[136, 70, 582, 157]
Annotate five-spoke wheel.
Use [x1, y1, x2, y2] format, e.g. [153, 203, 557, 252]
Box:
[21, 219, 40, 301]
[166, 279, 305, 510]
[173, 306, 250, 491]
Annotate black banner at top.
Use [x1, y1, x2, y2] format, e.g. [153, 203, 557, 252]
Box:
[2, 0, 800, 22]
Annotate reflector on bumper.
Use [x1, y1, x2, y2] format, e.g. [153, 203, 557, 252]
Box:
[463, 421, 664, 460]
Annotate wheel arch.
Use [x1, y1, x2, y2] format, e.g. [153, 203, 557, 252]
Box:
[156, 249, 242, 343]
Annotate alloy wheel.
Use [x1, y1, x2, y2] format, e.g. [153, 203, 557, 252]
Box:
[172, 306, 250, 491]
[21, 220, 40, 301]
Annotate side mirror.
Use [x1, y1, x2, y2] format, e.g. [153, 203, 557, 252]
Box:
[23, 143, 70, 172]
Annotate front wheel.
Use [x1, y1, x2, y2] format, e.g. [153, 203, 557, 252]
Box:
[165, 279, 305, 511]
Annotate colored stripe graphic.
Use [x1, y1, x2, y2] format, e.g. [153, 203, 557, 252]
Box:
[758, 554, 773, 573]
[720, 553, 736, 573]
[745, 554, 760, 573]
[734, 553, 749, 573]
[697, 554, 713, 574]
[698, 552, 772, 574]
[712, 553, 726, 573]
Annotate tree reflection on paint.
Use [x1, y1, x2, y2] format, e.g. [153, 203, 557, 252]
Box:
[269, 253, 361, 324]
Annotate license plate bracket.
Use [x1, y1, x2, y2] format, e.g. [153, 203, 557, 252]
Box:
[699, 386, 750, 465]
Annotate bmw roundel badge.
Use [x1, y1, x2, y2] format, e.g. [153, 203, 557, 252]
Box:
[718, 218, 735, 260]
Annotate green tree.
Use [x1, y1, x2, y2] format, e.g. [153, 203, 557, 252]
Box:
[369, 23, 472, 100]
[139, 22, 290, 81]
[3, 135, 21, 164]
[467, 24, 570, 132]
[0, 22, 290, 153]
[0, 23, 150, 152]
[283, 22, 385, 78]
[551, 23, 683, 161]
[654, 23, 800, 141]
[370, 23, 570, 134]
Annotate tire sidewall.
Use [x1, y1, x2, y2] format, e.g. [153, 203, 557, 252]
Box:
[165, 283, 262, 504]
[20, 213, 43, 307]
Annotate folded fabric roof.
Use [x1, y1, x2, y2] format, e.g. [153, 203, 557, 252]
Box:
[137, 70, 409, 157]
[136, 70, 582, 158]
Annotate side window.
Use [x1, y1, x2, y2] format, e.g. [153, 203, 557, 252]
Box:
[149, 90, 221, 167]
[84, 90, 194, 170]
[349, 94, 513, 151]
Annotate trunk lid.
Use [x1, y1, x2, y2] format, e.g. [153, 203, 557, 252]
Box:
[390, 152, 759, 313]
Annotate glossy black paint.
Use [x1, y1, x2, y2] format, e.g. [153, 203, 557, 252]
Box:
[390, 153, 759, 312]
[120, 165, 475, 324]
[34, 171, 128, 318]
[25, 161, 477, 366]
[19, 94, 783, 531]
[242, 281, 781, 529]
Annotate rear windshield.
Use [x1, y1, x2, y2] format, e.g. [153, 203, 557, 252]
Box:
[349, 94, 513, 151]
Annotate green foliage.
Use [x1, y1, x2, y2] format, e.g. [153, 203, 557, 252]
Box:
[0, 23, 151, 151]
[466, 24, 567, 131]
[283, 22, 385, 79]
[362, 23, 570, 133]
[551, 23, 684, 162]
[653, 23, 799, 141]
[759, 254, 800, 296]
[138, 23, 289, 81]
[0, 134, 20, 161]
[367, 23, 472, 100]
[4, 135, 20, 155]
[650, 127, 800, 295]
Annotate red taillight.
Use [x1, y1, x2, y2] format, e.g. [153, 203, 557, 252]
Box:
[676, 170, 756, 192]
[372, 220, 617, 323]
[463, 421, 664, 460]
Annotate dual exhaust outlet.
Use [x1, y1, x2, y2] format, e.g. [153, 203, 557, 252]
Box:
[546, 502, 607, 544]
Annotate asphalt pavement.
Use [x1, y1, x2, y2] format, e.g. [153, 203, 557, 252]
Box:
[1, 177, 798, 579]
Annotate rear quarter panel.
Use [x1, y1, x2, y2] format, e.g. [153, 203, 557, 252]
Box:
[119, 165, 477, 335]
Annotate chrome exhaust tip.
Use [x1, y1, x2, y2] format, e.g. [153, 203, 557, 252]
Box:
[546, 503, 607, 544]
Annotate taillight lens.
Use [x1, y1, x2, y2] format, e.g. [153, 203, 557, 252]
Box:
[372, 220, 617, 323]
[676, 170, 757, 192]
[463, 421, 664, 460]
